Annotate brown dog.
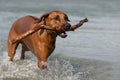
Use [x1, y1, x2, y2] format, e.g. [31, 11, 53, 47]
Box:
[8, 10, 88, 70]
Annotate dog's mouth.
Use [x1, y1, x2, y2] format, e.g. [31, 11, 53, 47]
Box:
[57, 31, 67, 38]
[57, 24, 71, 38]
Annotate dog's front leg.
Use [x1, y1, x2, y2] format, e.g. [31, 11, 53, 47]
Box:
[38, 59, 48, 70]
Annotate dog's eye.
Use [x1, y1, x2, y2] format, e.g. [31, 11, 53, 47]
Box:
[53, 15, 60, 21]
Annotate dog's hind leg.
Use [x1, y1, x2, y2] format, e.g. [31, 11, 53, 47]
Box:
[20, 44, 29, 60]
[8, 40, 19, 61]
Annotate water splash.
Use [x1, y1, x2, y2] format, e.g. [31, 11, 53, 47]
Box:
[0, 52, 92, 80]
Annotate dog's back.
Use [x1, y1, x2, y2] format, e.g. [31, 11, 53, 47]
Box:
[10, 16, 38, 35]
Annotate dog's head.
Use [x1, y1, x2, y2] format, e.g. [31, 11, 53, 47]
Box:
[37, 11, 71, 38]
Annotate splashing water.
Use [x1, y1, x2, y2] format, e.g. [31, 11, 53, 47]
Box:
[0, 51, 94, 80]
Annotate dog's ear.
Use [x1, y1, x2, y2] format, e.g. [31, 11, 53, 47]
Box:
[65, 14, 70, 22]
[36, 13, 49, 23]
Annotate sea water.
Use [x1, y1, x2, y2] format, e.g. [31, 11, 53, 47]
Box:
[0, 0, 120, 80]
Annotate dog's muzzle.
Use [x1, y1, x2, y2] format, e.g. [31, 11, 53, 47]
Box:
[58, 23, 71, 38]
[65, 23, 71, 30]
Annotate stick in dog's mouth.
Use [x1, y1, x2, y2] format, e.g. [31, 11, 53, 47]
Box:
[41, 25, 68, 38]
[11, 18, 88, 44]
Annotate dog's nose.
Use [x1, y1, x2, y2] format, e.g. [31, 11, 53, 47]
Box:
[65, 23, 71, 30]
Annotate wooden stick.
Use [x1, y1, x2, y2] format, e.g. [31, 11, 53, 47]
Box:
[67, 18, 88, 31]
[11, 24, 55, 44]
[11, 18, 88, 44]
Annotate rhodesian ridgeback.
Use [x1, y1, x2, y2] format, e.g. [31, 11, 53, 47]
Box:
[8, 10, 88, 70]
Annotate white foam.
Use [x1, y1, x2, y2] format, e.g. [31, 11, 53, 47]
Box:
[0, 51, 90, 80]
